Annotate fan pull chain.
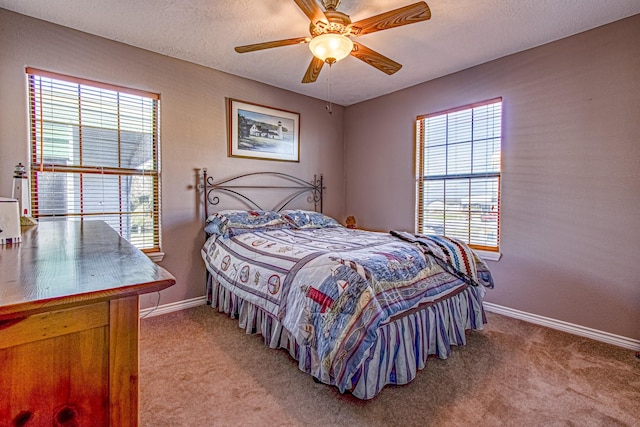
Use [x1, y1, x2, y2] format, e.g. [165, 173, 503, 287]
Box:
[325, 62, 333, 115]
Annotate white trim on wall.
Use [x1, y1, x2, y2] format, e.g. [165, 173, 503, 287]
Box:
[139, 296, 207, 319]
[137, 296, 640, 352]
[483, 302, 640, 351]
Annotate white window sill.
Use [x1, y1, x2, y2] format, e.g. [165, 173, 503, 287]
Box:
[146, 251, 165, 263]
[475, 249, 501, 262]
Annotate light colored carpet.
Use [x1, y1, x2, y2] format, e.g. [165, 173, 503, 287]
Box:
[139, 305, 640, 426]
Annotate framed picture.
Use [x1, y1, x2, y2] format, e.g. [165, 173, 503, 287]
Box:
[228, 99, 300, 162]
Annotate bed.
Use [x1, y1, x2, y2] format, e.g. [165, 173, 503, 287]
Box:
[200, 170, 494, 399]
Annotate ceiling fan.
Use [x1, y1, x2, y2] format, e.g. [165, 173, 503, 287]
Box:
[234, 0, 431, 83]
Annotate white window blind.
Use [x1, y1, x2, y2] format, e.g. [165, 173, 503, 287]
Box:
[416, 98, 502, 251]
[27, 68, 161, 251]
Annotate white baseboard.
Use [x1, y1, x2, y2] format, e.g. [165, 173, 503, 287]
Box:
[483, 302, 640, 351]
[139, 296, 207, 319]
[137, 297, 639, 351]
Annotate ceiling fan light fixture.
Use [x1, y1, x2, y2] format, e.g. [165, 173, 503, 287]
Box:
[309, 33, 353, 64]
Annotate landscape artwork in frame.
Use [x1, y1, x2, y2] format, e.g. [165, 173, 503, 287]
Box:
[229, 99, 300, 162]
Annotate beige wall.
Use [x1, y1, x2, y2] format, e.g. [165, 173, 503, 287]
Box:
[0, 9, 346, 309]
[344, 15, 640, 340]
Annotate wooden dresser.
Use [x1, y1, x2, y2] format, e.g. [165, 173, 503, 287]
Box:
[0, 220, 176, 426]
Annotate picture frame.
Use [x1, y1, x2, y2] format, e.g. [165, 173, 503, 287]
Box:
[228, 99, 300, 162]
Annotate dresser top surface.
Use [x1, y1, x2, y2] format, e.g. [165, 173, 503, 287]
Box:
[0, 220, 175, 317]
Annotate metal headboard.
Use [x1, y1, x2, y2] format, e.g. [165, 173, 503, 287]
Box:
[202, 169, 324, 218]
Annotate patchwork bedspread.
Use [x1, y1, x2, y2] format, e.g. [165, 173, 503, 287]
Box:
[201, 227, 493, 392]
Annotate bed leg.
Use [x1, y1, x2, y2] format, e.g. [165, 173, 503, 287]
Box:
[206, 271, 213, 305]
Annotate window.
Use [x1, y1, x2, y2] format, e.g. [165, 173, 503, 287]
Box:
[27, 68, 161, 252]
[415, 98, 502, 252]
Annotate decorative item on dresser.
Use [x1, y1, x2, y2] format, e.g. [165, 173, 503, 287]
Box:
[0, 197, 21, 244]
[0, 220, 175, 426]
[200, 169, 494, 399]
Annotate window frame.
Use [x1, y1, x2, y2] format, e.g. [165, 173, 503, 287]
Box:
[415, 97, 502, 255]
[26, 67, 162, 254]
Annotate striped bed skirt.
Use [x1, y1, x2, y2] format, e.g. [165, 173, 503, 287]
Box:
[207, 276, 488, 399]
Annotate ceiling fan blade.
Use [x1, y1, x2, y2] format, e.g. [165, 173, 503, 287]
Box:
[293, 0, 327, 25]
[349, 1, 431, 36]
[302, 56, 325, 83]
[350, 42, 402, 75]
[235, 37, 309, 53]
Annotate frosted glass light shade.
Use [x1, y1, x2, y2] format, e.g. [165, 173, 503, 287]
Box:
[309, 33, 354, 63]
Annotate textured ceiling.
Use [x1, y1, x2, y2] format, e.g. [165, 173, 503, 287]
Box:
[1, 0, 639, 106]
